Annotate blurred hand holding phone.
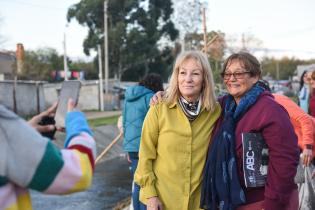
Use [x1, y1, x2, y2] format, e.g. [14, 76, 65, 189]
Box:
[55, 81, 81, 128]
[29, 102, 58, 139]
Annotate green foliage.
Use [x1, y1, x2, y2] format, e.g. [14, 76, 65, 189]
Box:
[210, 58, 223, 83]
[20, 47, 96, 81]
[261, 56, 315, 80]
[21, 48, 63, 81]
[67, 0, 179, 81]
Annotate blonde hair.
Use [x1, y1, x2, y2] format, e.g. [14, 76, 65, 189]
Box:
[164, 50, 217, 112]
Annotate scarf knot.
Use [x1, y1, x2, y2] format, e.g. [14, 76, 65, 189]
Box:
[178, 96, 201, 121]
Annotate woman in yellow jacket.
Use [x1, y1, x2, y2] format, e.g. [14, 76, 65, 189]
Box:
[134, 51, 221, 210]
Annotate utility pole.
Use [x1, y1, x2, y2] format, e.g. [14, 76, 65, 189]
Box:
[98, 45, 104, 111]
[63, 33, 69, 81]
[104, 0, 109, 93]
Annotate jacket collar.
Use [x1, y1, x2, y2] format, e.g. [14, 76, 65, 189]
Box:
[168, 101, 206, 112]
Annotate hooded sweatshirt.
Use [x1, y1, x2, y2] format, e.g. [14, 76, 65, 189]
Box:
[123, 85, 154, 152]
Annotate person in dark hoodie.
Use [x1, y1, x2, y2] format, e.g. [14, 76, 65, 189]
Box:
[122, 73, 164, 210]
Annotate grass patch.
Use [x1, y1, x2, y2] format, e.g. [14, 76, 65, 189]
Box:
[88, 115, 120, 128]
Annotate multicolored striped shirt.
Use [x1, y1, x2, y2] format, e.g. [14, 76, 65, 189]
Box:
[0, 105, 96, 210]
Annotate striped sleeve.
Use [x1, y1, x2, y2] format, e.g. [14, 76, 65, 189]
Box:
[2, 109, 96, 194]
[30, 111, 96, 193]
[43, 132, 96, 194]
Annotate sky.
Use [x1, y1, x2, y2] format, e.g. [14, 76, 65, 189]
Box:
[0, 0, 315, 61]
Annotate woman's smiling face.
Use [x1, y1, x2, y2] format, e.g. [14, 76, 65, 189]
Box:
[223, 59, 259, 104]
[178, 58, 204, 102]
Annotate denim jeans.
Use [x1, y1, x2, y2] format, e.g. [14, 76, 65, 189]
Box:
[129, 152, 146, 210]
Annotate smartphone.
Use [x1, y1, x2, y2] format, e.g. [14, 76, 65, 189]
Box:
[55, 80, 81, 128]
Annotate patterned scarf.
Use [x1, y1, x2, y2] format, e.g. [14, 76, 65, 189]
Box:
[178, 96, 201, 121]
[200, 83, 264, 210]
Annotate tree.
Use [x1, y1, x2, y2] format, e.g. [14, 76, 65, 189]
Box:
[67, 0, 179, 81]
[261, 56, 314, 80]
[172, 0, 206, 38]
[183, 30, 226, 83]
[20, 47, 98, 81]
[172, 1, 226, 83]
[20, 48, 64, 81]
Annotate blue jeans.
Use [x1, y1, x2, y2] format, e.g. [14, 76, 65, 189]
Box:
[129, 152, 146, 210]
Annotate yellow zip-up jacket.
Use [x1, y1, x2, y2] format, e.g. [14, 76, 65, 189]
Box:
[135, 101, 221, 210]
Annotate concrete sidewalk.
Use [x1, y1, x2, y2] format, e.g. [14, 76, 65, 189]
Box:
[84, 110, 122, 120]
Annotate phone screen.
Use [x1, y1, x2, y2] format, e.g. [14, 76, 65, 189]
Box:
[55, 80, 81, 127]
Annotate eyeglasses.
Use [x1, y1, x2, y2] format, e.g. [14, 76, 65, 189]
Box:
[221, 71, 251, 80]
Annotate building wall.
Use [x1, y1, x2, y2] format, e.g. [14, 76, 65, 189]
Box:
[0, 80, 46, 116]
[0, 80, 126, 116]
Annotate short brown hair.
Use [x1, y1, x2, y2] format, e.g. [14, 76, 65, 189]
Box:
[222, 52, 261, 77]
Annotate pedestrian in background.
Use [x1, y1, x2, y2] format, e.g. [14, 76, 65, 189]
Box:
[299, 71, 311, 113]
[123, 73, 164, 210]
